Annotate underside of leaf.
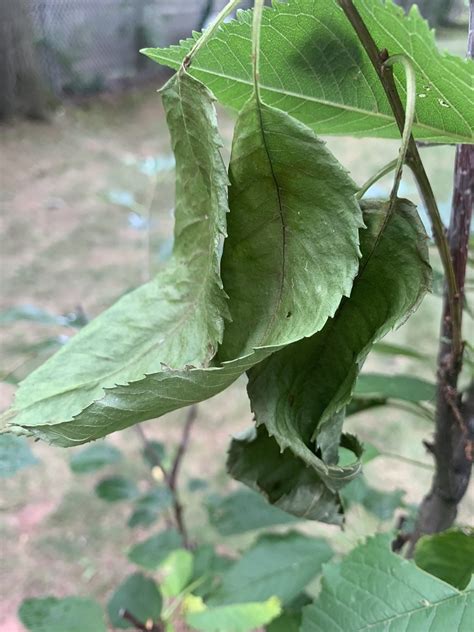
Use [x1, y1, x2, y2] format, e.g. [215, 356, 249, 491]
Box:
[2, 93, 362, 447]
[227, 199, 431, 520]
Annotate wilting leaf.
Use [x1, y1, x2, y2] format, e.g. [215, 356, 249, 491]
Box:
[415, 529, 474, 590]
[217, 98, 362, 362]
[95, 476, 138, 502]
[2, 81, 361, 447]
[209, 532, 333, 606]
[0, 434, 38, 478]
[228, 426, 349, 524]
[302, 534, 474, 631]
[69, 442, 122, 474]
[144, 0, 474, 143]
[107, 573, 162, 630]
[185, 596, 281, 632]
[19, 596, 106, 632]
[230, 199, 431, 519]
[128, 529, 183, 571]
[2, 71, 229, 445]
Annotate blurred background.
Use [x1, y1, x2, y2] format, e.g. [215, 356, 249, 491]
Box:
[0, 1, 472, 631]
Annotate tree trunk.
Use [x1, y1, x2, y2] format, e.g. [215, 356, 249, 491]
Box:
[0, 0, 50, 120]
[407, 3, 474, 554]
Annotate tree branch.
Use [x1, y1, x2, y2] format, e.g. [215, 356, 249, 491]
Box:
[120, 608, 163, 632]
[338, 0, 473, 551]
[405, 0, 473, 553]
[135, 406, 198, 549]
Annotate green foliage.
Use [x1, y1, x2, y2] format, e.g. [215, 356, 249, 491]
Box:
[160, 549, 194, 598]
[8, 3, 473, 629]
[107, 573, 162, 629]
[19, 597, 106, 632]
[209, 532, 333, 606]
[207, 489, 298, 535]
[127, 487, 173, 528]
[340, 474, 405, 520]
[302, 534, 474, 631]
[69, 442, 122, 474]
[128, 529, 183, 570]
[94, 476, 138, 502]
[354, 373, 435, 403]
[185, 596, 282, 632]
[144, 0, 474, 143]
[0, 434, 38, 478]
[229, 199, 431, 520]
[414, 529, 474, 590]
[2, 71, 230, 445]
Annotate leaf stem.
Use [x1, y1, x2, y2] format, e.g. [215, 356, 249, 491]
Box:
[251, 0, 265, 99]
[356, 158, 398, 200]
[181, 0, 242, 71]
[338, 0, 462, 359]
[383, 54, 417, 202]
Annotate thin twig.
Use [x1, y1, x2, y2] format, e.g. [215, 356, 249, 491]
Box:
[169, 405, 198, 490]
[338, 0, 462, 360]
[120, 609, 163, 631]
[135, 423, 170, 483]
[135, 409, 198, 549]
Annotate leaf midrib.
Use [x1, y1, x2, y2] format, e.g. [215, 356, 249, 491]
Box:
[153, 56, 472, 142]
[358, 590, 469, 630]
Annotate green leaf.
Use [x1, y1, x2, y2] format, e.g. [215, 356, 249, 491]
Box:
[94, 476, 138, 502]
[207, 488, 298, 536]
[227, 425, 348, 524]
[185, 596, 281, 632]
[128, 529, 183, 571]
[230, 199, 431, 518]
[372, 341, 427, 360]
[160, 549, 194, 598]
[19, 597, 106, 632]
[0, 434, 38, 478]
[209, 532, 333, 606]
[128, 488, 173, 528]
[267, 594, 312, 632]
[144, 0, 474, 143]
[354, 373, 435, 403]
[340, 474, 405, 520]
[415, 529, 474, 590]
[2, 72, 229, 446]
[302, 534, 474, 632]
[69, 442, 122, 474]
[107, 573, 162, 630]
[191, 545, 234, 599]
[217, 97, 362, 362]
[3, 78, 361, 447]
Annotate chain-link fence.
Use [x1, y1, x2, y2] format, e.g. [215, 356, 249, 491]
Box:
[26, 0, 240, 96]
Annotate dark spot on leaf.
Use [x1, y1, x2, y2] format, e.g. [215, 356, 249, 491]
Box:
[286, 311, 292, 318]
[289, 23, 362, 80]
